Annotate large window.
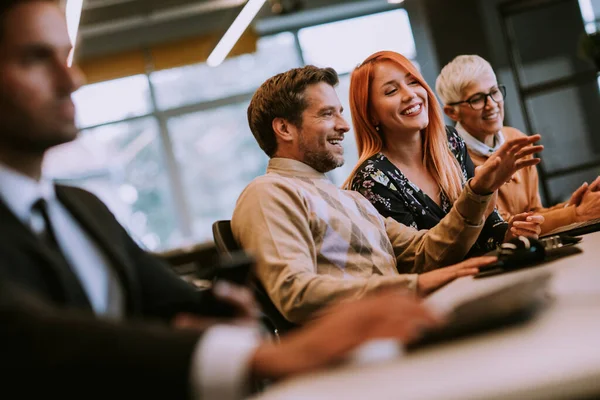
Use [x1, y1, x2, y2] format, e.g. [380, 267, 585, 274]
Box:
[579, 0, 599, 33]
[74, 74, 153, 127]
[45, 7, 417, 251]
[45, 118, 179, 249]
[298, 9, 416, 74]
[167, 102, 269, 241]
[151, 33, 300, 110]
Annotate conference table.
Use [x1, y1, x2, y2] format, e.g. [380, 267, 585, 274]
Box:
[253, 231, 600, 400]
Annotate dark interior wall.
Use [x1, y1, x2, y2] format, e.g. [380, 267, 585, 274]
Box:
[407, 0, 524, 127]
[416, 0, 493, 67]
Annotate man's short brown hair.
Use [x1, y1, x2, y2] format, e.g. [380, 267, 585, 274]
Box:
[247, 65, 339, 157]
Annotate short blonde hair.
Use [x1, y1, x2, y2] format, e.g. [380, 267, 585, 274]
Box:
[435, 55, 496, 105]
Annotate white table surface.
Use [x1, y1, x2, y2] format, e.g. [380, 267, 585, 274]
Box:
[253, 232, 600, 400]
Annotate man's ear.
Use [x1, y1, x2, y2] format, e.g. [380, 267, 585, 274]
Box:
[272, 117, 297, 143]
[443, 105, 460, 122]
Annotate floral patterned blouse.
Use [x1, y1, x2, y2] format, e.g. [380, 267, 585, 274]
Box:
[350, 126, 507, 255]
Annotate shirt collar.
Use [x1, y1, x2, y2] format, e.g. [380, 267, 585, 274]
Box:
[0, 163, 56, 224]
[267, 157, 329, 180]
[455, 122, 505, 158]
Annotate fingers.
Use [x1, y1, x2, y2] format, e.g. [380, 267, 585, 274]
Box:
[496, 138, 525, 156]
[497, 136, 542, 165]
[498, 134, 541, 156]
[514, 158, 541, 170]
[456, 255, 504, 276]
[569, 182, 589, 206]
[509, 230, 539, 239]
[213, 281, 260, 319]
[401, 315, 443, 344]
[526, 214, 545, 224]
[323, 291, 442, 342]
[381, 293, 441, 325]
[449, 256, 498, 278]
[455, 268, 480, 278]
[514, 145, 544, 159]
[508, 213, 543, 239]
[510, 222, 541, 236]
[454, 256, 498, 270]
[510, 211, 535, 222]
[589, 177, 600, 192]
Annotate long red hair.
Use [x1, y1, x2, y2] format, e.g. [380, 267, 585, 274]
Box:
[343, 51, 464, 204]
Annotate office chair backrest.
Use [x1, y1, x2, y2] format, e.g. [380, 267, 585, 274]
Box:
[211, 220, 297, 335]
[212, 220, 240, 255]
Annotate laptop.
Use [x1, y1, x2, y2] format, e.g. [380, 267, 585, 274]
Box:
[406, 272, 552, 351]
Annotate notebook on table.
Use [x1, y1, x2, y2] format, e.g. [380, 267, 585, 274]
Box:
[541, 217, 600, 238]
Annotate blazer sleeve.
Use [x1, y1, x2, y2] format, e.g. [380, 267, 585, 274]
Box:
[0, 281, 200, 399]
[126, 244, 233, 320]
[67, 187, 221, 321]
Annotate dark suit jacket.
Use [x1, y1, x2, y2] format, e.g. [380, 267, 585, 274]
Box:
[0, 184, 209, 319]
[0, 280, 201, 398]
[0, 185, 219, 397]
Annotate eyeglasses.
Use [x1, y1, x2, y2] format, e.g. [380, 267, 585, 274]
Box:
[448, 85, 506, 110]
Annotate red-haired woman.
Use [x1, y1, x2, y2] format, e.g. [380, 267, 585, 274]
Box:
[344, 51, 544, 255]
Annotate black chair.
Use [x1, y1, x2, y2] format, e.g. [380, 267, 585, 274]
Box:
[212, 220, 297, 336]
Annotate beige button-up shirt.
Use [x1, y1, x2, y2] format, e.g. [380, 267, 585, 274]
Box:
[232, 158, 492, 323]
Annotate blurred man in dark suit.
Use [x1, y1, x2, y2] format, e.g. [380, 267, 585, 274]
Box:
[0, 1, 441, 399]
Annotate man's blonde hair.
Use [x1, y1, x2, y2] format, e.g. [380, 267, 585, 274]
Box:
[435, 55, 496, 105]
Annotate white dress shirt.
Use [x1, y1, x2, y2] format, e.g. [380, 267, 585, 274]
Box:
[455, 122, 505, 158]
[0, 163, 261, 399]
[191, 325, 262, 400]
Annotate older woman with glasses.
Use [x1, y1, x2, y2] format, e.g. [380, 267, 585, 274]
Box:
[345, 51, 544, 257]
[436, 55, 600, 235]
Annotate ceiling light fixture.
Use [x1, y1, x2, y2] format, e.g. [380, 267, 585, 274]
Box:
[207, 0, 266, 67]
[65, 0, 84, 66]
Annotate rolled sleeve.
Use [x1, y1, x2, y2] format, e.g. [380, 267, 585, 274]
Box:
[458, 179, 494, 226]
[387, 181, 494, 273]
[189, 325, 262, 400]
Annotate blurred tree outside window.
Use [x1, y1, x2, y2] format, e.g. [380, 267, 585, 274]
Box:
[44, 118, 180, 250]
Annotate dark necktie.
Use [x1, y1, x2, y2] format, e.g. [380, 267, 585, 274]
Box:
[31, 198, 92, 309]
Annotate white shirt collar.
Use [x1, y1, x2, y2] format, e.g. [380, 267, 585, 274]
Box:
[455, 122, 505, 158]
[0, 163, 55, 224]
